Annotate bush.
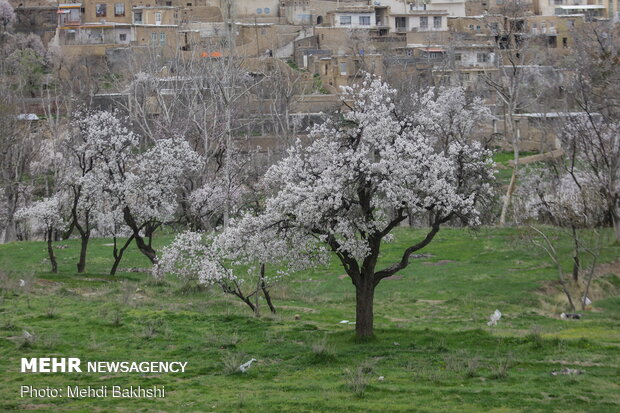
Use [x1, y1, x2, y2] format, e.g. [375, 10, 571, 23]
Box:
[310, 335, 336, 363]
[221, 352, 246, 375]
[490, 353, 512, 379]
[344, 365, 371, 398]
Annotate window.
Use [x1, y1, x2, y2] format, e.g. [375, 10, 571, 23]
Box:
[166, 1, 172, 5]
[454, 53, 462, 62]
[160, 32, 166, 45]
[115, 3, 125, 17]
[562, 37, 568, 48]
[134, 11, 143, 23]
[359, 16, 370, 26]
[339, 62, 347, 75]
[434, 16, 442, 29]
[119, 33, 126, 41]
[469, 24, 474, 30]
[477, 53, 489, 63]
[428, 52, 443, 59]
[151, 32, 157, 44]
[420, 16, 428, 29]
[96, 4, 106, 17]
[554, 0, 563, 4]
[155, 12, 162, 25]
[340, 15, 351, 25]
[395, 17, 407, 31]
[547, 35, 557, 48]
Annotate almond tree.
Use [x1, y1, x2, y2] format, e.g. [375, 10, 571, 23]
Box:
[74, 111, 201, 270]
[15, 196, 64, 273]
[158, 214, 327, 315]
[256, 75, 495, 337]
[561, 116, 620, 242]
[514, 166, 608, 311]
[0, 0, 15, 34]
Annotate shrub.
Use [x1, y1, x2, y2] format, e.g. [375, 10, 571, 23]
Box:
[344, 366, 370, 398]
[310, 335, 336, 363]
[221, 352, 246, 375]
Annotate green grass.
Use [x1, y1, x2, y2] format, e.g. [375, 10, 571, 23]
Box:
[0, 227, 619, 412]
[492, 151, 539, 185]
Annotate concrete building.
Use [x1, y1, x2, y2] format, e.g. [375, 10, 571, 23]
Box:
[533, 0, 606, 18]
[54, 2, 181, 57]
[389, 10, 449, 32]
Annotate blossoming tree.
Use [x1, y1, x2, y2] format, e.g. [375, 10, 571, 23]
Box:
[15, 196, 64, 273]
[258, 75, 495, 337]
[561, 116, 620, 242]
[71, 111, 201, 270]
[158, 213, 328, 315]
[514, 166, 607, 310]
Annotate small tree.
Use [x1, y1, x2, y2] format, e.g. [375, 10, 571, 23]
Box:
[120, 137, 202, 263]
[15, 197, 64, 273]
[158, 214, 327, 315]
[0, 1, 15, 34]
[561, 116, 620, 243]
[256, 75, 495, 337]
[514, 166, 607, 310]
[72, 111, 201, 269]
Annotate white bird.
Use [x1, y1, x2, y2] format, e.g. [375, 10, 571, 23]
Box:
[583, 296, 592, 306]
[19, 279, 26, 287]
[238, 358, 256, 373]
[560, 312, 567, 319]
[23, 330, 33, 339]
[487, 309, 502, 326]
[339, 320, 350, 324]
[378, 376, 385, 381]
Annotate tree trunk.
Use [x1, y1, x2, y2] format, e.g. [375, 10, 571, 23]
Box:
[499, 163, 518, 226]
[499, 113, 519, 226]
[613, 212, 620, 244]
[122, 206, 158, 264]
[571, 226, 580, 282]
[3, 190, 18, 243]
[77, 233, 89, 273]
[110, 235, 135, 276]
[47, 229, 57, 273]
[355, 278, 375, 338]
[259, 263, 276, 314]
[134, 234, 158, 264]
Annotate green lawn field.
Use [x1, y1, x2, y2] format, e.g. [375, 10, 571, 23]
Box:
[0, 227, 619, 412]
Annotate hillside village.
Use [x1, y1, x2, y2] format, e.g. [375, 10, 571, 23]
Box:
[1, 3, 620, 411]
[4, 0, 618, 154]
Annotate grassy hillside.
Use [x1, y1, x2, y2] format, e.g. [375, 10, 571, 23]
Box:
[0, 227, 619, 412]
